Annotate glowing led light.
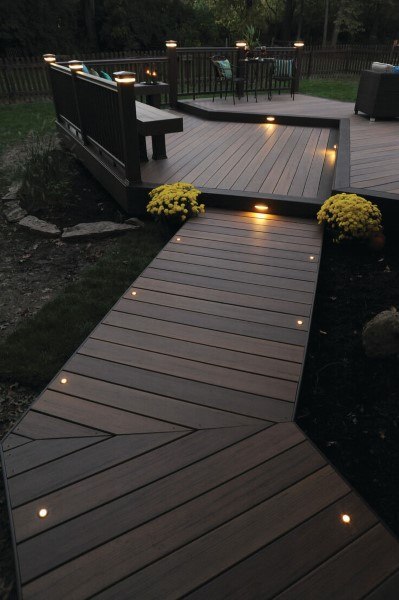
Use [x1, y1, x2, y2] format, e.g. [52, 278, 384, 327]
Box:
[254, 205, 268, 212]
[309, 255, 315, 260]
[60, 377, 68, 384]
[114, 71, 136, 84]
[297, 320, 303, 326]
[333, 144, 338, 149]
[341, 514, 351, 524]
[131, 291, 137, 296]
[294, 41, 305, 48]
[176, 237, 181, 241]
[166, 40, 178, 48]
[68, 60, 83, 72]
[235, 40, 247, 49]
[38, 508, 48, 518]
[266, 116, 275, 122]
[43, 54, 56, 63]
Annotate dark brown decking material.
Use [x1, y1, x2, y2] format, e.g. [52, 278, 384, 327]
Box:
[2, 209, 399, 599]
[141, 114, 335, 200]
[181, 94, 399, 199]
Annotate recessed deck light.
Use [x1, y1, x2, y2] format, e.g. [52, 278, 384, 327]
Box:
[38, 508, 48, 518]
[341, 514, 351, 524]
[176, 237, 181, 241]
[297, 320, 303, 326]
[131, 291, 137, 296]
[254, 204, 268, 211]
[266, 116, 275, 122]
[60, 377, 67, 384]
[309, 255, 315, 261]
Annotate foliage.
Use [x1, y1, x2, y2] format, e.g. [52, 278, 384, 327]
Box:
[317, 193, 382, 242]
[0, 225, 164, 388]
[147, 182, 205, 224]
[17, 132, 77, 214]
[243, 24, 260, 49]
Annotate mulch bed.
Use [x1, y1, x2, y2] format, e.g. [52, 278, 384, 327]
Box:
[297, 228, 399, 537]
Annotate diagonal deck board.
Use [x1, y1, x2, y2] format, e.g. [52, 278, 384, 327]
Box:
[2, 209, 399, 599]
[141, 113, 333, 200]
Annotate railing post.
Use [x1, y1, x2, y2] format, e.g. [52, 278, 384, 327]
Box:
[68, 60, 88, 144]
[293, 41, 305, 93]
[235, 41, 247, 99]
[114, 71, 141, 184]
[42, 54, 60, 119]
[166, 40, 178, 108]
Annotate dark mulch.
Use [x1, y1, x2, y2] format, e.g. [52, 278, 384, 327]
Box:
[297, 228, 399, 537]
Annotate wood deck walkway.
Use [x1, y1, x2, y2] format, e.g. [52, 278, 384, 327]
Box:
[182, 94, 399, 199]
[141, 112, 335, 201]
[2, 209, 399, 598]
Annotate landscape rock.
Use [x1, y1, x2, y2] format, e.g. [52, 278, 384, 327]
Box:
[3, 201, 27, 223]
[125, 217, 144, 228]
[362, 308, 399, 357]
[2, 181, 22, 201]
[18, 216, 60, 238]
[62, 221, 136, 240]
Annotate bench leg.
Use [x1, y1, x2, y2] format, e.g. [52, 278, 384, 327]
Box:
[139, 135, 148, 162]
[152, 134, 167, 160]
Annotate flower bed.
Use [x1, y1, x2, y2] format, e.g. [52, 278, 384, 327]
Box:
[297, 230, 399, 535]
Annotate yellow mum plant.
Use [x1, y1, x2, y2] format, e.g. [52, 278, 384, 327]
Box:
[317, 193, 382, 243]
[147, 182, 205, 225]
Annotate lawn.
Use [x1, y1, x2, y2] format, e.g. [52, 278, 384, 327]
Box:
[299, 77, 360, 102]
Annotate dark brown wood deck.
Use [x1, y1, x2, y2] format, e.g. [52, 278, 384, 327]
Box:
[2, 209, 399, 599]
[182, 94, 399, 199]
[141, 113, 335, 201]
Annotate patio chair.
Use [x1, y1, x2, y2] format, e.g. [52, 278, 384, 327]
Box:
[271, 58, 296, 100]
[210, 55, 245, 105]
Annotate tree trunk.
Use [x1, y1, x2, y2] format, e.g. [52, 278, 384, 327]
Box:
[296, 0, 304, 39]
[84, 0, 98, 50]
[282, 0, 294, 41]
[331, 0, 343, 47]
[322, 0, 329, 47]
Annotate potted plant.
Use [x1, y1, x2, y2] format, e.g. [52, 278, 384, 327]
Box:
[146, 182, 205, 238]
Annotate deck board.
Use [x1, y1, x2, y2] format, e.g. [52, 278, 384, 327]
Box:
[2, 209, 399, 599]
[182, 95, 399, 199]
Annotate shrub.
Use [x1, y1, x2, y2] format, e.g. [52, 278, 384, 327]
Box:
[146, 182, 205, 225]
[17, 131, 77, 214]
[317, 193, 382, 242]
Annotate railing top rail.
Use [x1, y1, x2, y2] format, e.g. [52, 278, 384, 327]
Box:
[56, 56, 167, 67]
[51, 63, 72, 75]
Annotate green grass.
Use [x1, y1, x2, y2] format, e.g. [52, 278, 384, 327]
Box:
[0, 225, 165, 389]
[0, 101, 55, 156]
[299, 78, 360, 102]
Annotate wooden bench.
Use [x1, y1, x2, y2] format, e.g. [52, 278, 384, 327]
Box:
[136, 101, 183, 161]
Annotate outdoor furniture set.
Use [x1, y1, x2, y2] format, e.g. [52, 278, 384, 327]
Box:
[211, 55, 296, 104]
[355, 69, 399, 121]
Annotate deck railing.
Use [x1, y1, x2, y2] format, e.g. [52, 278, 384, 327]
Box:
[2, 44, 398, 103]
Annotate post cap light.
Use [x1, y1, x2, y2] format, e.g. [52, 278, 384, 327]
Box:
[294, 40, 305, 48]
[166, 40, 177, 48]
[68, 60, 83, 71]
[236, 40, 247, 49]
[113, 71, 136, 84]
[43, 54, 56, 63]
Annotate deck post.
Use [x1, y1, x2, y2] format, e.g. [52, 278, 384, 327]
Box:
[42, 54, 60, 120]
[235, 41, 247, 99]
[166, 40, 178, 108]
[114, 71, 142, 184]
[293, 42, 305, 93]
[68, 60, 88, 144]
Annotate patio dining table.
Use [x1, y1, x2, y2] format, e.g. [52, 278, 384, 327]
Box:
[239, 57, 275, 101]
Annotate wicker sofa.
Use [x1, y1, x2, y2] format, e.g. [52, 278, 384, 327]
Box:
[355, 70, 399, 120]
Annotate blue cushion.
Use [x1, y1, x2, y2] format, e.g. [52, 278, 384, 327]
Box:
[216, 59, 233, 79]
[274, 59, 293, 77]
[100, 71, 112, 81]
[393, 66, 399, 73]
[82, 64, 90, 74]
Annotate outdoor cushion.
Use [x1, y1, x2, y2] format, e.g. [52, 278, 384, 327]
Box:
[82, 64, 90, 74]
[89, 68, 100, 77]
[216, 59, 233, 79]
[273, 59, 293, 77]
[100, 70, 112, 80]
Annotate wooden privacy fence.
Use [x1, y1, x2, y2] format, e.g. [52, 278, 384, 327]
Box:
[1, 44, 399, 103]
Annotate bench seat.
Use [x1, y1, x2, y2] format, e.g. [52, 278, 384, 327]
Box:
[135, 101, 183, 160]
